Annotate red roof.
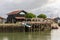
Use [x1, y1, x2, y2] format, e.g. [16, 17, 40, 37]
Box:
[7, 10, 23, 15]
[0, 17, 4, 19]
[15, 17, 25, 19]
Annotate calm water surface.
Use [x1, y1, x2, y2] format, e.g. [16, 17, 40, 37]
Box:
[0, 29, 60, 40]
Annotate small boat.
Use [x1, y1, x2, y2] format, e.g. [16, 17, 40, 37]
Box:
[22, 22, 31, 27]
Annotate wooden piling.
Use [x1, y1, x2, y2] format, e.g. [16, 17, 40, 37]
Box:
[0, 22, 52, 32]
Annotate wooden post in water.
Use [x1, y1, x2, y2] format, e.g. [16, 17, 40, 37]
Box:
[34, 24, 35, 32]
[39, 24, 40, 32]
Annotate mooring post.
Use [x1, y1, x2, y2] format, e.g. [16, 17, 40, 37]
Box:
[34, 23, 35, 32]
[30, 24, 32, 32]
[39, 24, 40, 31]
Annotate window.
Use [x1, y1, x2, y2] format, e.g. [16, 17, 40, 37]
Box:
[19, 12, 25, 15]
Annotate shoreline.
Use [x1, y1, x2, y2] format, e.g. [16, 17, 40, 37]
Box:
[0, 22, 58, 32]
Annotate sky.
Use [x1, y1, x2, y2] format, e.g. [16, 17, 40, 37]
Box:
[0, 0, 60, 18]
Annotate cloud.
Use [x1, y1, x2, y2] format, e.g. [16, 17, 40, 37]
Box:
[30, 0, 60, 18]
[0, 0, 48, 18]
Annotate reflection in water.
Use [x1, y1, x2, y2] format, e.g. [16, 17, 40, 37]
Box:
[0, 29, 60, 40]
[51, 29, 60, 40]
[3, 37, 8, 40]
[0, 31, 51, 40]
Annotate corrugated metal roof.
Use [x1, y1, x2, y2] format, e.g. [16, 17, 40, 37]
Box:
[7, 10, 24, 15]
[0, 17, 4, 19]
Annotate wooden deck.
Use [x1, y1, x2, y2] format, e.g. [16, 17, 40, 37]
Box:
[0, 22, 52, 32]
[26, 22, 51, 24]
[0, 22, 51, 26]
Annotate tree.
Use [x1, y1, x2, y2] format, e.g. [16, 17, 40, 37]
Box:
[37, 14, 47, 18]
[25, 13, 36, 18]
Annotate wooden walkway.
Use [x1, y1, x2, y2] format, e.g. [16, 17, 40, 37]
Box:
[23, 22, 52, 32]
[0, 22, 52, 32]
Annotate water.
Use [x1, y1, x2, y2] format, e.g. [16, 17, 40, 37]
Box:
[0, 29, 60, 40]
[51, 29, 60, 40]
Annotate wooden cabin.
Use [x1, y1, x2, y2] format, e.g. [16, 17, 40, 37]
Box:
[54, 17, 60, 23]
[6, 10, 27, 23]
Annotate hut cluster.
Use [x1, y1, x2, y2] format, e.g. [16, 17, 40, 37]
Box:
[0, 10, 58, 32]
[0, 10, 56, 24]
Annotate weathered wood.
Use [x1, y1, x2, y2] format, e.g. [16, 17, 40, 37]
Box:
[27, 22, 51, 32]
[0, 22, 52, 32]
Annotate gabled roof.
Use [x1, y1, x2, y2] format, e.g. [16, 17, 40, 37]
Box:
[0, 17, 4, 19]
[7, 10, 27, 15]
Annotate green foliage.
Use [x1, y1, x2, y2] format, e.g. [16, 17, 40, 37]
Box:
[25, 13, 36, 18]
[37, 14, 47, 18]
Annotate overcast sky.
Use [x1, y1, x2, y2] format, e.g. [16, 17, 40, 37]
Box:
[0, 0, 60, 18]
